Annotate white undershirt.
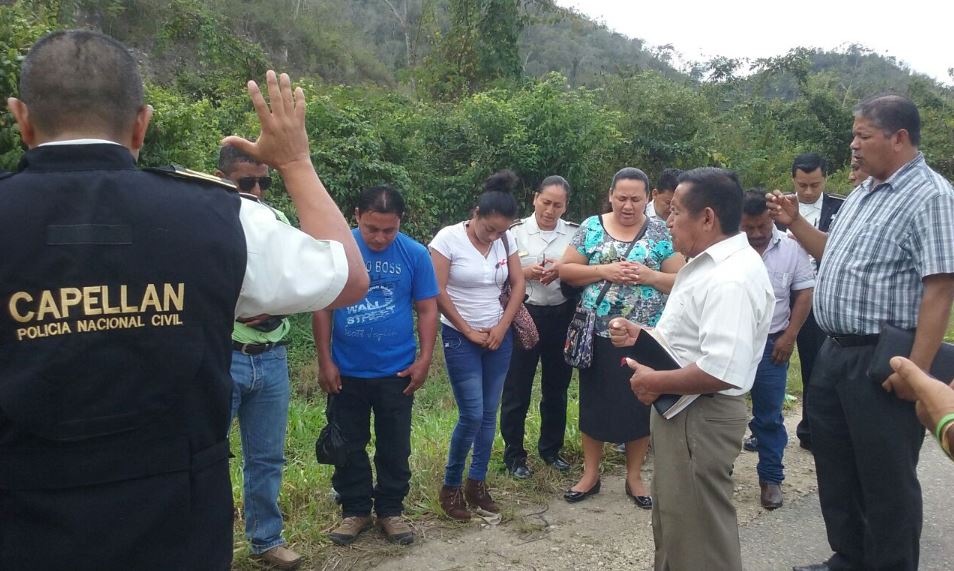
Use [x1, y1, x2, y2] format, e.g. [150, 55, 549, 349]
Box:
[798, 196, 824, 228]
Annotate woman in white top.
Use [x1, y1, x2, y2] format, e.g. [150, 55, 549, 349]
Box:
[429, 171, 526, 522]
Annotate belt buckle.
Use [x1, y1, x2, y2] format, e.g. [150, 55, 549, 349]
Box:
[238, 343, 255, 356]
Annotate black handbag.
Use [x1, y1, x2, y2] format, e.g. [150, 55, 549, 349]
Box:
[315, 395, 350, 466]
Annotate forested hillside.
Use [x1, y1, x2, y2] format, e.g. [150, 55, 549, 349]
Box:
[2, 0, 954, 239]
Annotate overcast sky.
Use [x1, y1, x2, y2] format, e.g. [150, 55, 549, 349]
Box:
[554, 0, 953, 85]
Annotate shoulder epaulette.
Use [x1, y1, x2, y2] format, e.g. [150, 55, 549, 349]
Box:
[145, 164, 237, 191]
[509, 219, 525, 229]
[565, 220, 580, 227]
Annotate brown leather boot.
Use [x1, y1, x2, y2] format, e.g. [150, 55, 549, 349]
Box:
[464, 478, 499, 515]
[439, 485, 471, 521]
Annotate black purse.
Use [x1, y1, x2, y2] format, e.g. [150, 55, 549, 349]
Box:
[315, 395, 350, 466]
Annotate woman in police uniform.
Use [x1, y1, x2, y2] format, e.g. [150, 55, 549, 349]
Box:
[500, 176, 578, 478]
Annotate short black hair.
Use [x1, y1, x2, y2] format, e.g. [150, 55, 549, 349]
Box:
[477, 170, 519, 219]
[539, 175, 571, 199]
[19, 30, 144, 138]
[217, 144, 265, 175]
[742, 189, 769, 217]
[853, 95, 921, 147]
[357, 185, 406, 218]
[791, 153, 827, 177]
[676, 167, 743, 235]
[611, 167, 651, 197]
[656, 168, 683, 193]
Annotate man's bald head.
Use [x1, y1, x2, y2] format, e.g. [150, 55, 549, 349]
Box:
[19, 30, 144, 139]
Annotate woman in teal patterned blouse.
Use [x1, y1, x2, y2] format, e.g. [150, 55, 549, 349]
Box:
[559, 167, 684, 507]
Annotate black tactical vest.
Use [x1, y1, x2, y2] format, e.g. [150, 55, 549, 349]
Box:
[0, 144, 246, 570]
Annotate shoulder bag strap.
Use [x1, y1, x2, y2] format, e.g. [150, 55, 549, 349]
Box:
[593, 217, 650, 306]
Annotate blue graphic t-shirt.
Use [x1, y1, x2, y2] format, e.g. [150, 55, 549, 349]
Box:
[332, 230, 439, 378]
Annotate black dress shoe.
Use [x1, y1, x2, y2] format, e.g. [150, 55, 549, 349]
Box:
[542, 454, 571, 472]
[798, 439, 812, 451]
[760, 481, 783, 510]
[507, 459, 532, 479]
[625, 481, 653, 510]
[792, 564, 830, 571]
[743, 434, 758, 452]
[564, 480, 601, 503]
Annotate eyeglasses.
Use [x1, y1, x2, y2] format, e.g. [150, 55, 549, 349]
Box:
[236, 176, 272, 192]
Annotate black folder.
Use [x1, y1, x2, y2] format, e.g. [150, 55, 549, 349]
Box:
[627, 331, 687, 417]
[867, 323, 954, 385]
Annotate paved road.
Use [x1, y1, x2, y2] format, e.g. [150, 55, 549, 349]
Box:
[740, 440, 954, 571]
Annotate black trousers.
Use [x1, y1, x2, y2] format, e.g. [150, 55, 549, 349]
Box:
[331, 376, 413, 518]
[795, 310, 826, 445]
[500, 301, 574, 466]
[808, 339, 925, 571]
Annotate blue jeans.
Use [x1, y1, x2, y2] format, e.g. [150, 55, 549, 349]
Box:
[749, 335, 789, 484]
[229, 345, 291, 555]
[442, 325, 513, 486]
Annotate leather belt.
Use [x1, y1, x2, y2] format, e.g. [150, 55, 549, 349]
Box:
[829, 334, 880, 348]
[233, 340, 288, 355]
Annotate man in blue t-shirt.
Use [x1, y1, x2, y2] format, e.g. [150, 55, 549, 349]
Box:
[314, 186, 439, 547]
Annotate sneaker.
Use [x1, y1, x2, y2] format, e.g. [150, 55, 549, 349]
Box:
[251, 545, 303, 570]
[743, 435, 758, 452]
[464, 478, 499, 515]
[439, 485, 471, 521]
[327, 515, 373, 546]
[330, 485, 342, 504]
[377, 515, 415, 545]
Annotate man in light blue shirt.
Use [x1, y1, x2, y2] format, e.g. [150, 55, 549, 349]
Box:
[740, 190, 814, 511]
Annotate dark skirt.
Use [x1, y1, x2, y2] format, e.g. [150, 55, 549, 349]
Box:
[579, 336, 651, 442]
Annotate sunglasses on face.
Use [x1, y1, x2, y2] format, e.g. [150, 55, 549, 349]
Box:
[236, 176, 272, 192]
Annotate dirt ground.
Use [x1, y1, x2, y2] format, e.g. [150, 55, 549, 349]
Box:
[310, 413, 816, 571]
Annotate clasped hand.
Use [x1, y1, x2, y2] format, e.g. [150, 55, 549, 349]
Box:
[526, 261, 560, 285]
[602, 261, 648, 286]
[464, 324, 508, 350]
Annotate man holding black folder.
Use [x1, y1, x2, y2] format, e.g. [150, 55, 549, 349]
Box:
[770, 95, 954, 571]
[610, 167, 774, 571]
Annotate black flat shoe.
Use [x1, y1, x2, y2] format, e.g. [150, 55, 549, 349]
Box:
[542, 454, 571, 472]
[564, 480, 601, 503]
[625, 481, 653, 510]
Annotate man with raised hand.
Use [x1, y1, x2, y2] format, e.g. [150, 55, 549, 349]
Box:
[772, 96, 954, 571]
[0, 29, 366, 571]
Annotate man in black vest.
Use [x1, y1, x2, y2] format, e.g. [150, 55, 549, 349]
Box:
[0, 30, 368, 571]
[771, 153, 844, 451]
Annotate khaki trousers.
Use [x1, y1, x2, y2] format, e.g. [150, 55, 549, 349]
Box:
[651, 394, 747, 571]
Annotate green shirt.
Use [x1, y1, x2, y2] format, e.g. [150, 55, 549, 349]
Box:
[231, 202, 292, 344]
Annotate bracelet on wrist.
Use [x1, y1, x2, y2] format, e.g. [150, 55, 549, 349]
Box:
[934, 412, 954, 442]
[941, 423, 953, 460]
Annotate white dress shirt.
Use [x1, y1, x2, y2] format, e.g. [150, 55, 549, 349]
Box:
[40, 139, 350, 320]
[511, 215, 576, 306]
[655, 233, 774, 395]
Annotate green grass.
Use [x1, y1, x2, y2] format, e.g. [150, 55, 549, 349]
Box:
[229, 311, 954, 568]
